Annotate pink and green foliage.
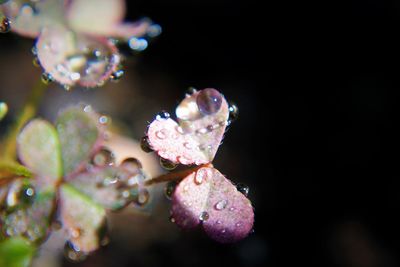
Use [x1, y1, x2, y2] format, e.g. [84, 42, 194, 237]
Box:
[146, 88, 254, 243]
[1, 106, 147, 254]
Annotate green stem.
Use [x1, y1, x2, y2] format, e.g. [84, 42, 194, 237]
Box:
[0, 161, 32, 180]
[1, 79, 48, 161]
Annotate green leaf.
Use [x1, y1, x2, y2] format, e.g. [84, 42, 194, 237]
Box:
[0, 237, 35, 267]
[17, 119, 62, 186]
[59, 184, 106, 253]
[56, 107, 100, 176]
[67, 165, 144, 211]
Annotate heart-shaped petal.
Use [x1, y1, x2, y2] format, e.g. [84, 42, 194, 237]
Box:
[17, 119, 62, 188]
[171, 167, 254, 243]
[66, 163, 146, 211]
[147, 89, 229, 165]
[0, 0, 66, 38]
[36, 25, 120, 87]
[59, 184, 106, 253]
[56, 106, 104, 177]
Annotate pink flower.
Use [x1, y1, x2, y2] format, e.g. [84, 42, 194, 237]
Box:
[1, 0, 160, 88]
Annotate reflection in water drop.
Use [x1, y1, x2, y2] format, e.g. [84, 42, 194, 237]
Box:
[92, 148, 114, 167]
[155, 111, 170, 121]
[41, 72, 54, 84]
[164, 181, 177, 200]
[120, 158, 142, 174]
[199, 211, 209, 222]
[0, 17, 11, 33]
[196, 88, 222, 115]
[64, 241, 87, 263]
[160, 157, 177, 170]
[140, 136, 153, 153]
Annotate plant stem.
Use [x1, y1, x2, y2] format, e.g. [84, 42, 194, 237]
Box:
[1, 79, 48, 160]
[145, 163, 212, 186]
[0, 161, 32, 181]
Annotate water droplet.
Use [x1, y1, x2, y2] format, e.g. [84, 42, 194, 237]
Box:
[196, 128, 208, 134]
[0, 17, 11, 33]
[160, 157, 177, 170]
[221, 229, 226, 234]
[176, 126, 185, 134]
[103, 175, 119, 186]
[155, 111, 170, 121]
[236, 183, 249, 196]
[229, 207, 235, 211]
[236, 223, 241, 227]
[83, 105, 92, 112]
[196, 88, 222, 115]
[195, 168, 210, 184]
[147, 24, 162, 38]
[0, 102, 8, 121]
[31, 46, 38, 55]
[92, 148, 114, 166]
[199, 211, 209, 222]
[216, 220, 222, 224]
[206, 125, 214, 132]
[164, 181, 177, 200]
[70, 228, 82, 238]
[155, 129, 168, 139]
[64, 241, 87, 263]
[128, 37, 148, 51]
[228, 102, 239, 122]
[140, 136, 153, 152]
[110, 69, 124, 81]
[183, 185, 189, 192]
[120, 158, 142, 174]
[186, 87, 197, 96]
[170, 215, 176, 223]
[183, 142, 193, 150]
[215, 200, 228, 210]
[41, 73, 54, 84]
[98, 115, 109, 125]
[135, 188, 150, 206]
[32, 57, 40, 67]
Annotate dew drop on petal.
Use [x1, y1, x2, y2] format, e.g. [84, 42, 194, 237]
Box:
[92, 148, 115, 167]
[155, 111, 170, 121]
[98, 115, 109, 125]
[170, 215, 176, 223]
[160, 157, 177, 170]
[140, 136, 153, 152]
[215, 200, 228, 210]
[236, 183, 249, 196]
[41, 72, 54, 84]
[199, 211, 209, 222]
[176, 97, 199, 121]
[196, 88, 222, 115]
[228, 102, 239, 122]
[0, 17, 11, 33]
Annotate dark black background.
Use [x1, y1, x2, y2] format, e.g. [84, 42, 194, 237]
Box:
[2, 0, 400, 266]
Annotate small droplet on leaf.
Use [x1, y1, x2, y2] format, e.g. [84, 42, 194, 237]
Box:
[41, 73, 54, 84]
[0, 102, 8, 121]
[236, 183, 249, 196]
[228, 102, 239, 122]
[120, 158, 142, 174]
[215, 200, 228, 210]
[160, 157, 177, 170]
[92, 148, 115, 167]
[140, 136, 153, 152]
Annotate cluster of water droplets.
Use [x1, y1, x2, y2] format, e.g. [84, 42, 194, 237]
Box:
[0, 179, 47, 242]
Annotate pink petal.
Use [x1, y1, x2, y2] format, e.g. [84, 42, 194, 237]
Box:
[66, 0, 124, 36]
[0, 0, 66, 38]
[171, 167, 254, 243]
[36, 25, 120, 87]
[147, 89, 229, 165]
